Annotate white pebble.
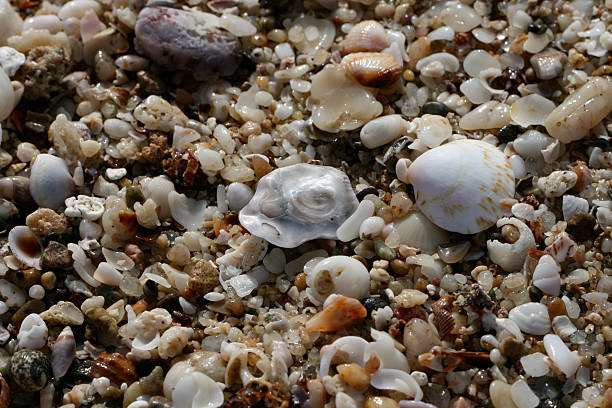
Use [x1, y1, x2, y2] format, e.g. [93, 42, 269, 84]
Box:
[226, 182, 253, 211]
[360, 114, 408, 149]
[511, 379, 540, 408]
[336, 199, 375, 242]
[219, 14, 256, 37]
[520, 352, 550, 377]
[28, 284, 45, 300]
[105, 168, 127, 180]
[510, 94, 556, 127]
[359, 216, 385, 239]
[508, 302, 550, 335]
[543, 334, 580, 377]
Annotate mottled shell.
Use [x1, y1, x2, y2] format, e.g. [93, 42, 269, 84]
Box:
[342, 52, 402, 88]
[9, 350, 51, 392]
[406, 139, 515, 234]
[342, 20, 390, 54]
[239, 164, 358, 248]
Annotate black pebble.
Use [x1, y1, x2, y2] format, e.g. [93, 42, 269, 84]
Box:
[362, 295, 387, 314]
[527, 24, 548, 34]
[356, 186, 378, 201]
[421, 101, 450, 116]
[528, 376, 563, 400]
[529, 286, 543, 302]
[497, 125, 520, 143]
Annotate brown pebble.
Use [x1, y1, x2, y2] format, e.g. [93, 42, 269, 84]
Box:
[566, 211, 596, 241]
[500, 336, 524, 359]
[501, 224, 520, 244]
[364, 354, 380, 374]
[9, 268, 40, 289]
[365, 396, 399, 408]
[226, 298, 245, 316]
[305, 295, 366, 332]
[12, 299, 46, 325]
[40, 271, 56, 290]
[132, 299, 148, 315]
[390, 259, 411, 275]
[547, 298, 566, 318]
[90, 352, 137, 385]
[25, 208, 68, 235]
[294, 272, 307, 291]
[85, 307, 119, 346]
[183, 260, 219, 299]
[252, 155, 273, 179]
[336, 363, 370, 391]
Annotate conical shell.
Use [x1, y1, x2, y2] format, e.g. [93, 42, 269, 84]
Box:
[342, 20, 390, 54]
[51, 326, 75, 378]
[342, 52, 402, 88]
[406, 139, 515, 234]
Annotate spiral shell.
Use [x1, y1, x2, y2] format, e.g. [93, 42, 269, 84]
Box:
[342, 20, 390, 54]
[51, 326, 75, 379]
[342, 52, 402, 88]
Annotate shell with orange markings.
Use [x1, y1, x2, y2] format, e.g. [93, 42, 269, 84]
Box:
[342, 20, 390, 54]
[405, 139, 515, 234]
[342, 52, 402, 88]
[305, 294, 367, 332]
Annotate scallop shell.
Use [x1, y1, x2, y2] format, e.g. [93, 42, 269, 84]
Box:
[8, 226, 42, 269]
[342, 20, 390, 54]
[342, 52, 402, 88]
[239, 164, 359, 248]
[29, 154, 76, 210]
[406, 139, 515, 234]
[51, 326, 75, 379]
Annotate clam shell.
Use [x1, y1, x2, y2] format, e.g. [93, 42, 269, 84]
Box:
[239, 164, 359, 248]
[342, 20, 390, 54]
[406, 139, 515, 234]
[342, 52, 402, 88]
[29, 154, 76, 210]
[8, 225, 42, 269]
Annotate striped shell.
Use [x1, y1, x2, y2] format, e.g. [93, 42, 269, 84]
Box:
[406, 139, 515, 234]
[342, 52, 402, 88]
[342, 20, 390, 54]
[51, 326, 75, 379]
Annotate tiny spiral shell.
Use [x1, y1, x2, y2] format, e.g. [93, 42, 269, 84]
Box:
[342, 52, 402, 88]
[52, 326, 75, 379]
[342, 20, 390, 54]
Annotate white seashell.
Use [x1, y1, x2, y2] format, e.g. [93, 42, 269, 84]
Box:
[158, 326, 194, 359]
[413, 115, 452, 148]
[342, 20, 390, 54]
[0, 279, 25, 307]
[460, 78, 493, 104]
[532, 254, 561, 296]
[290, 15, 335, 54]
[0, 0, 23, 46]
[406, 139, 515, 234]
[17, 313, 48, 350]
[536, 171, 577, 198]
[336, 199, 375, 242]
[8, 226, 43, 269]
[487, 218, 536, 272]
[52, 326, 76, 378]
[510, 94, 556, 127]
[29, 154, 76, 210]
[415, 53, 459, 73]
[562, 195, 589, 221]
[141, 176, 176, 220]
[508, 302, 550, 335]
[64, 195, 105, 221]
[368, 329, 410, 371]
[93, 262, 123, 286]
[551, 315, 577, 339]
[427, 26, 455, 42]
[360, 216, 385, 238]
[520, 352, 550, 377]
[511, 203, 536, 221]
[239, 164, 358, 248]
[543, 334, 580, 377]
[0, 46, 25, 77]
[511, 379, 540, 408]
[219, 14, 256, 37]
[310, 64, 382, 133]
[58, 0, 102, 20]
[512, 130, 554, 159]
[168, 191, 207, 231]
[371, 368, 423, 401]
[440, 3, 481, 32]
[395, 212, 450, 253]
[172, 371, 224, 408]
[360, 114, 409, 149]
[459, 101, 511, 130]
[306, 255, 370, 304]
[545, 77, 612, 143]
[68, 243, 100, 287]
[463, 50, 501, 78]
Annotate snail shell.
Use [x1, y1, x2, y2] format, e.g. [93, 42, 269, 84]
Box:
[406, 139, 515, 234]
[239, 164, 359, 248]
[342, 52, 402, 88]
[342, 20, 390, 54]
[29, 154, 76, 210]
[51, 326, 75, 378]
[8, 226, 43, 269]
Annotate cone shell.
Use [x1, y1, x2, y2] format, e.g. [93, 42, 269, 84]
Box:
[406, 139, 515, 234]
[342, 52, 402, 88]
[51, 326, 75, 378]
[342, 20, 390, 54]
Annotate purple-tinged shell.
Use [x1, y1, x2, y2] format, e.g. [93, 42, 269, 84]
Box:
[51, 326, 75, 378]
[134, 6, 241, 79]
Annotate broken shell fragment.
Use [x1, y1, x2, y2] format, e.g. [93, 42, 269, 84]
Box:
[239, 164, 359, 248]
[544, 76, 612, 143]
[9, 226, 43, 269]
[342, 52, 402, 88]
[305, 294, 367, 332]
[406, 139, 515, 234]
[487, 217, 536, 272]
[29, 154, 76, 210]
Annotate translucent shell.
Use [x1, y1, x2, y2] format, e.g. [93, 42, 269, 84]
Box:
[342, 20, 390, 54]
[342, 52, 402, 88]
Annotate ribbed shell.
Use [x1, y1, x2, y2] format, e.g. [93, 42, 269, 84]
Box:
[342, 52, 402, 88]
[342, 20, 390, 54]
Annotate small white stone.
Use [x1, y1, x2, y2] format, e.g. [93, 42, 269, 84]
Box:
[28, 284, 45, 300]
[226, 182, 253, 211]
[219, 13, 256, 37]
[337, 199, 375, 242]
[520, 352, 550, 377]
[105, 168, 127, 180]
[359, 216, 385, 239]
[510, 94, 556, 127]
[511, 379, 540, 408]
[552, 315, 577, 339]
[0, 47, 25, 77]
[17, 313, 48, 350]
[360, 115, 408, 149]
[543, 333, 580, 377]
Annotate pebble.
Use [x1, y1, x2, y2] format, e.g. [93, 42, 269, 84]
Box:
[337, 199, 375, 242]
[511, 379, 540, 408]
[421, 101, 449, 116]
[489, 380, 519, 408]
[9, 350, 51, 391]
[305, 295, 367, 332]
[543, 334, 580, 377]
[40, 301, 84, 325]
[226, 182, 253, 211]
[360, 114, 408, 149]
[366, 396, 400, 408]
[337, 363, 370, 391]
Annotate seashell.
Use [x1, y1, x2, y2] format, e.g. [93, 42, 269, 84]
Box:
[51, 326, 75, 378]
[463, 50, 501, 78]
[40, 301, 84, 326]
[508, 302, 550, 335]
[437, 241, 470, 264]
[0, 0, 23, 46]
[17, 313, 48, 350]
[532, 254, 561, 296]
[440, 2, 481, 32]
[536, 170, 577, 198]
[93, 262, 123, 287]
[562, 195, 589, 221]
[10, 350, 51, 392]
[337, 199, 375, 242]
[342, 52, 402, 88]
[371, 368, 423, 400]
[543, 334, 579, 377]
[305, 294, 367, 332]
[459, 101, 511, 130]
[158, 326, 194, 359]
[395, 212, 450, 253]
[239, 164, 358, 248]
[0, 68, 21, 121]
[342, 20, 390, 54]
[529, 48, 566, 80]
[305, 255, 370, 304]
[172, 371, 224, 408]
[406, 139, 515, 234]
[512, 130, 554, 159]
[9, 226, 43, 269]
[289, 15, 335, 54]
[64, 195, 105, 221]
[544, 76, 612, 143]
[510, 94, 556, 128]
[367, 329, 410, 371]
[102, 248, 135, 271]
[412, 114, 452, 149]
[0, 46, 25, 77]
[360, 114, 409, 149]
[29, 154, 76, 210]
[460, 78, 493, 104]
[415, 52, 459, 73]
[552, 315, 577, 339]
[487, 217, 536, 272]
[520, 352, 550, 377]
[432, 295, 454, 338]
[141, 175, 175, 220]
[511, 380, 540, 408]
[427, 26, 455, 42]
[168, 191, 207, 231]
